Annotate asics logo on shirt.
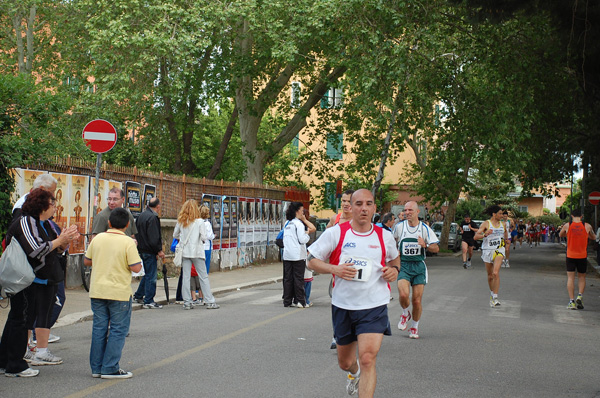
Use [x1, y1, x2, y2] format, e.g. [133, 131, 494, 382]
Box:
[343, 242, 357, 248]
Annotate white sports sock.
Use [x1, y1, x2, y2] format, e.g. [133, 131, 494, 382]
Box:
[350, 363, 361, 378]
[36, 347, 48, 355]
[492, 293, 498, 299]
[402, 308, 409, 316]
[412, 320, 419, 329]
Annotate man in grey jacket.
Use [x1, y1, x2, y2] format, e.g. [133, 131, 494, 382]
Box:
[133, 198, 165, 309]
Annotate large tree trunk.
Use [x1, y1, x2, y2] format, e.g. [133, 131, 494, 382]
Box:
[207, 107, 238, 179]
[372, 94, 400, 197]
[439, 196, 459, 250]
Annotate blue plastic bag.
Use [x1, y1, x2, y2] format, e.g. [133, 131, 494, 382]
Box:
[170, 238, 179, 253]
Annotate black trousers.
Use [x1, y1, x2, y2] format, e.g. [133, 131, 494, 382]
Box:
[0, 285, 34, 373]
[283, 260, 306, 306]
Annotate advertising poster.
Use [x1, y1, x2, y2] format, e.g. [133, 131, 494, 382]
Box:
[125, 181, 143, 218]
[11, 168, 26, 205]
[222, 196, 230, 249]
[253, 199, 260, 247]
[22, 169, 46, 195]
[269, 200, 280, 245]
[229, 197, 238, 249]
[208, 195, 222, 250]
[143, 184, 156, 208]
[260, 198, 268, 245]
[88, 177, 109, 234]
[238, 197, 247, 247]
[68, 175, 89, 254]
[50, 172, 70, 233]
[108, 180, 123, 194]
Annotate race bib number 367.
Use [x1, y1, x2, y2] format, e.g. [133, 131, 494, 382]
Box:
[402, 241, 422, 256]
[341, 257, 373, 282]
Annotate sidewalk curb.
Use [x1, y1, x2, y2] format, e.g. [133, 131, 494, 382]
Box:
[53, 276, 284, 329]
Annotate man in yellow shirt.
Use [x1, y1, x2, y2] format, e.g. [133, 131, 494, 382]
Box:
[84, 208, 142, 379]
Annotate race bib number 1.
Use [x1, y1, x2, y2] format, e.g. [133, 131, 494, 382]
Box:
[402, 241, 422, 256]
[341, 257, 373, 282]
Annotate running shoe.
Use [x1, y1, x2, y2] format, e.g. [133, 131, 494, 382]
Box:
[408, 327, 419, 339]
[183, 303, 193, 310]
[101, 369, 133, 379]
[32, 333, 60, 344]
[142, 302, 163, 309]
[346, 372, 360, 395]
[206, 302, 220, 309]
[463, 262, 468, 269]
[134, 297, 144, 304]
[5, 368, 39, 377]
[92, 373, 101, 378]
[0, 368, 4, 374]
[330, 338, 337, 350]
[398, 311, 411, 331]
[489, 296, 501, 307]
[32, 350, 63, 365]
[192, 299, 203, 306]
[576, 295, 584, 310]
[23, 348, 35, 363]
[567, 301, 577, 310]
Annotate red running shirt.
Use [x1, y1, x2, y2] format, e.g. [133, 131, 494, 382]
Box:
[566, 222, 588, 259]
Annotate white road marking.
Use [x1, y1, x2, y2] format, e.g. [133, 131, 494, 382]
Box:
[489, 299, 521, 318]
[425, 295, 467, 312]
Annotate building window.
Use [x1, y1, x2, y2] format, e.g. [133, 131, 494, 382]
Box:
[324, 182, 338, 210]
[518, 205, 528, 213]
[326, 132, 343, 160]
[291, 134, 299, 157]
[320, 87, 344, 109]
[291, 82, 301, 108]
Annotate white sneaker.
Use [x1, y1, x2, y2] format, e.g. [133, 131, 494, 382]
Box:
[505, 260, 510, 268]
[48, 334, 61, 343]
[32, 350, 63, 365]
[346, 372, 360, 395]
[5, 367, 39, 377]
[409, 327, 419, 339]
[398, 311, 411, 331]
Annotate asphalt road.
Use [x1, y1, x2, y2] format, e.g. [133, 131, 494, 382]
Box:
[2, 242, 600, 398]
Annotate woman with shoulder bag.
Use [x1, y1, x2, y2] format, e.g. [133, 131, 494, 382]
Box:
[173, 200, 219, 310]
[0, 188, 78, 377]
[282, 202, 315, 308]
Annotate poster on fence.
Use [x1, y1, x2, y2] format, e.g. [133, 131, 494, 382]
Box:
[229, 197, 238, 249]
[143, 184, 156, 208]
[88, 177, 109, 234]
[68, 175, 89, 254]
[204, 195, 221, 250]
[125, 181, 142, 218]
[221, 196, 230, 249]
[50, 172, 70, 233]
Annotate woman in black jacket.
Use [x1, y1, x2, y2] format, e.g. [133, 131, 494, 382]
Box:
[0, 188, 78, 377]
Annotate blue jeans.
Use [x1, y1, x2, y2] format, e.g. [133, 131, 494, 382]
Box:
[134, 253, 158, 304]
[205, 249, 212, 274]
[90, 298, 132, 375]
[304, 281, 312, 305]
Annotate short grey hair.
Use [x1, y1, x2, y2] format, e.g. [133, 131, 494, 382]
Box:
[381, 212, 394, 224]
[33, 174, 57, 189]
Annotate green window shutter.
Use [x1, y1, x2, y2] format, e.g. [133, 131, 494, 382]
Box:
[326, 132, 343, 160]
[320, 89, 330, 109]
[291, 134, 299, 157]
[434, 104, 440, 126]
[324, 182, 336, 210]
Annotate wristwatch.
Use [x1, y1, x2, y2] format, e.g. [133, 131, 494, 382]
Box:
[389, 265, 400, 272]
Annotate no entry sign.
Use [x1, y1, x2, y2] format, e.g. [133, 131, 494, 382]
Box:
[82, 119, 117, 153]
[589, 191, 600, 206]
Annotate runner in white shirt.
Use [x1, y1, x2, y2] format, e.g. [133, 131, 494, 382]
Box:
[308, 189, 399, 398]
[393, 201, 439, 339]
[474, 205, 508, 307]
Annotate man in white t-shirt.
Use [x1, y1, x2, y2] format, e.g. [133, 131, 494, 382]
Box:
[308, 189, 399, 398]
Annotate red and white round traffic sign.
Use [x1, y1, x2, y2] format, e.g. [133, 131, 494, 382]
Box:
[589, 191, 600, 206]
[82, 119, 117, 153]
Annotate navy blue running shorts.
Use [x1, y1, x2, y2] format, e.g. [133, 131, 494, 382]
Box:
[332, 304, 391, 346]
